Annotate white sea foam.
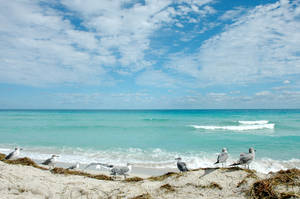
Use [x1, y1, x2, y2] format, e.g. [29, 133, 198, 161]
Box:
[190, 123, 275, 131]
[238, 120, 269, 125]
[0, 147, 298, 174]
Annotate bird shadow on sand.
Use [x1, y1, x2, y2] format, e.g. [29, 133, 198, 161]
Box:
[196, 168, 219, 178]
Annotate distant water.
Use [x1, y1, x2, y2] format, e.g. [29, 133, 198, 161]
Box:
[0, 109, 299, 173]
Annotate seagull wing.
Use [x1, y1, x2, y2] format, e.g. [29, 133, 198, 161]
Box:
[42, 158, 51, 165]
[239, 153, 253, 164]
[4, 151, 14, 160]
[218, 152, 228, 163]
[177, 161, 188, 172]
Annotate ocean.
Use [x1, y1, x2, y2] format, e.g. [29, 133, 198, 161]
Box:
[0, 109, 299, 173]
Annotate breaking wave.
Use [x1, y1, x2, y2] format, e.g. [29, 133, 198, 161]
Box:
[0, 146, 298, 174]
[238, 120, 269, 125]
[190, 123, 275, 131]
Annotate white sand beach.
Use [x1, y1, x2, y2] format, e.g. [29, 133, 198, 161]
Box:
[0, 158, 299, 199]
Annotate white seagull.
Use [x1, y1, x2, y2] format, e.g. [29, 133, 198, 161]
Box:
[42, 155, 59, 168]
[175, 157, 189, 172]
[4, 147, 23, 160]
[230, 147, 256, 169]
[214, 148, 229, 167]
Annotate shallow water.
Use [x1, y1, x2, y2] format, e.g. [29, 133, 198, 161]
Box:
[0, 109, 299, 173]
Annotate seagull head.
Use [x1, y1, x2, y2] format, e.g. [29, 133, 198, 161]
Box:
[175, 157, 182, 161]
[249, 147, 256, 153]
[222, 148, 227, 152]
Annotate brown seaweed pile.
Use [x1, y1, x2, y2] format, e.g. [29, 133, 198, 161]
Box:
[3, 157, 48, 170]
[51, 167, 113, 181]
[249, 169, 300, 199]
[147, 172, 181, 181]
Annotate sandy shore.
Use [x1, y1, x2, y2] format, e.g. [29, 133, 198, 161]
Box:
[0, 157, 299, 199]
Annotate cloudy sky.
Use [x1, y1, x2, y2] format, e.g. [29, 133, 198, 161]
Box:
[0, 0, 300, 109]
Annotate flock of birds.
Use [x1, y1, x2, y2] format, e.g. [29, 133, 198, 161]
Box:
[2, 147, 256, 178]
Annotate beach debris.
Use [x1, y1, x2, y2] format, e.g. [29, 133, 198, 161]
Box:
[175, 157, 189, 172]
[42, 155, 59, 168]
[214, 148, 228, 167]
[124, 176, 144, 182]
[50, 167, 113, 180]
[148, 172, 180, 181]
[230, 147, 256, 169]
[160, 183, 176, 192]
[4, 147, 23, 160]
[3, 157, 48, 170]
[67, 162, 80, 170]
[249, 168, 300, 199]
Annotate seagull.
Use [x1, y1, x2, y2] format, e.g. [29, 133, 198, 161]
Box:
[42, 155, 59, 168]
[67, 162, 80, 170]
[230, 147, 256, 169]
[175, 157, 189, 172]
[4, 147, 23, 160]
[109, 163, 133, 179]
[214, 148, 229, 167]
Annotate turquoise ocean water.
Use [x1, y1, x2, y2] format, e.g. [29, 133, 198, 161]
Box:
[0, 109, 299, 173]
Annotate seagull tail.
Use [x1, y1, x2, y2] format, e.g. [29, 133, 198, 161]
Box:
[214, 161, 219, 164]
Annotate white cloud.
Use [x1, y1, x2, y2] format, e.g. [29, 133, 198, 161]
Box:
[166, 0, 300, 87]
[255, 91, 272, 96]
[136, 70, 176, 88]
[0, 0, 215, 86]
[283, 80, 291, 84]
[197, 0, 300, 85]
[219, 7, 246, 21]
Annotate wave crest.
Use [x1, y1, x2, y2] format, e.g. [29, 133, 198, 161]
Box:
[239, 120, 269, 125]
[190, 123, 275, 131]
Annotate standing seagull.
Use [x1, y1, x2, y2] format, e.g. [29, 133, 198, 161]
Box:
[175, 157, 189, 172]
[214, 148, 229, 167]
[42, 155, 59, 168]
[67, 162, 80, 170]
[4, 147, 23, 160]
[109, 163, 133, 179]
[230, 147, 256, 169]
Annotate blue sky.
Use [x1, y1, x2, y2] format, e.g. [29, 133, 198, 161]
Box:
[0, 0, 300, 109]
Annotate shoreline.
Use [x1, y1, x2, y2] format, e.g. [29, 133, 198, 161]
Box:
[0, 156, 299, 199]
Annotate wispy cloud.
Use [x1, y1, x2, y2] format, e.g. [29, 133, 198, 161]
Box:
[0, 0, 215, 86]
[197, 0, 300, 85]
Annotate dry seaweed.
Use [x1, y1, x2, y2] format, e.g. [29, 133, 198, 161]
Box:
[0, 153, 6, 160]
[250, 179, 277, 199]
[208, 182, 223, 190]
[186, 182, 223, 190]
[273, 169, 300, 186]
[280, 192, 300, 199]
[3, 157, 48, 170]
[249, 169, 300, 199]
[160, 184, 175, 192]
[51, 167, 113, 181]
[130, 193, 151, 199]
[237, 172, 259, 188]
[148, 172, 180, 181]
[124, 177, 144, 182]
